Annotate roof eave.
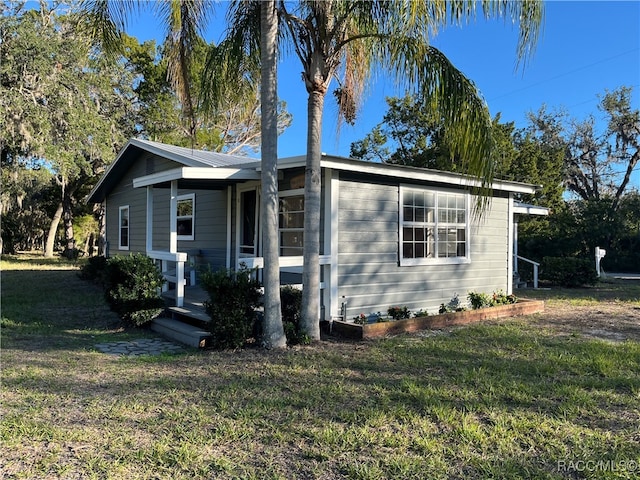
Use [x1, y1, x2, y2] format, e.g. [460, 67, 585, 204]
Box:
[132, 167, 260, 188]
[314, 154, 539, 194]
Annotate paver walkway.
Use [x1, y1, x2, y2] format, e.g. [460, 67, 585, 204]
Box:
[94, 338, 186, 356]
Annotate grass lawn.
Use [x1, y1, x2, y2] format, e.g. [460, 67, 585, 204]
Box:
[1, 255, 639, 479]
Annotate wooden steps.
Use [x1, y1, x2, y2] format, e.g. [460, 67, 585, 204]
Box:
[155, 285, 212, 347]
[151, 317, 212, 348]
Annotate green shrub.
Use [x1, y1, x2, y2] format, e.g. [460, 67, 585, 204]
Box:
[387, 305, 411, 320]
[79, 255, 108, 284]
[467, 290, 517, 310]
[541, 256, 598, 287]
[104, 254, 165, 326]
[439, 293, 466, 314]
[200, 266, 261, 349]
[467, 292, 493, 310]
[280, 286, 310, 345]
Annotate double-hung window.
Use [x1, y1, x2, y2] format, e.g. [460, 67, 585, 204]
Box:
[119, 205, 130, 250]
[399, 187, 469, 265]
[176, 194, 195, 240]
[279, 190, 304, 256]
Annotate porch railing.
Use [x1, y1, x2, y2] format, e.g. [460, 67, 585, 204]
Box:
[147, 250, 188, 307]
[515, 255, 540, 289]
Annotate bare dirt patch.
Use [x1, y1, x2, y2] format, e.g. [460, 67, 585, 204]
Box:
[524, 299, 640, 342]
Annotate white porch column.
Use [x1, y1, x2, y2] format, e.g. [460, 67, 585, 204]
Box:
[324, 168, 339, 320]
[507, 193, 514, 295]
[169, 180, 178, 253]
[146, 186, 154, 253]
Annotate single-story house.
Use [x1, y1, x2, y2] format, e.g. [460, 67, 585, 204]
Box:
[88, 138, 545, 320]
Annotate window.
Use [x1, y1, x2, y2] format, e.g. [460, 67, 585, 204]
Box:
[119, 205, 130, 250]
[279, 191, 304, 256]
[400, 187, 469, 265]
[176, 194, 195, 240]
[239, 189, 258, 256]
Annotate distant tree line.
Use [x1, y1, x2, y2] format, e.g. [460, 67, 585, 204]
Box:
[351, 86, 640, 272]
[0, 1, 291, 256]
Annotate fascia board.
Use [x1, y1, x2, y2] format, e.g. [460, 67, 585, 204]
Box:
[317, 156, 539, 194]
[133, 167, 260, 188]
[513, 203, 550, 216]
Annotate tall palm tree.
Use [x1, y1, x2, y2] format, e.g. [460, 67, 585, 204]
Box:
[275, 0, 544, 340]
[259, 0, 287, 348]
[83, 0, 287, 348]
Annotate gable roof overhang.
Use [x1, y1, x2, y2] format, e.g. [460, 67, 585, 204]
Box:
[89, 139, 541, 204]
[87, 138, 260, 203]
[278, 154, 540, 195]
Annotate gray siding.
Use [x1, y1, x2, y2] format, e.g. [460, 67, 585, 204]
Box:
[105, 155, 149, 255]
[151, 187, 228, 270]
[105, 151, 229, 270]
[336, 178, 510, 317]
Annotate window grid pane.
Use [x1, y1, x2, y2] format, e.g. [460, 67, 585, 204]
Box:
[279, 194, 304, 256]
[401, 190, 466, 260]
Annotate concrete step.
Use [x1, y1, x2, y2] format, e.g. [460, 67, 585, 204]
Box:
[151, 317, 212, 348]
[167, 305, 211, 324]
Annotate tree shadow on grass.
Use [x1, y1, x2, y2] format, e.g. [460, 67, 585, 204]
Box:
[1, 269, 158, 352]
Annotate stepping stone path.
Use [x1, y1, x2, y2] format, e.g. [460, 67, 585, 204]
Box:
[94, 338, 186, 356]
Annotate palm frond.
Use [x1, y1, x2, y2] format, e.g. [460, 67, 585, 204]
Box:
[79, 0, 140, 53]
[156, 0, 211, 140]
[200, 1, 261, 116]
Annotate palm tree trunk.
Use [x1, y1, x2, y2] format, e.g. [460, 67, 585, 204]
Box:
[301, 89, 324, 340]
[259, 0, 286, 349]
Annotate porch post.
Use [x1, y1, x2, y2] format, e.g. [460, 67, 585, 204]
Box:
[325, 168, 339, 320]
[169, 180, 177, 254]
[507, 193, 514, 295]
[146, 186, 153, 253]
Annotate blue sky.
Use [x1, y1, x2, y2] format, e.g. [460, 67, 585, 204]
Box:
[78, 1, 640, 189]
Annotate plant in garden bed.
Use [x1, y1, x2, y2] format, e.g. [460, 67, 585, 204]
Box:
[387, 305, 411, 320]
[352, 312, 384, 324]
[468, 290, 517, 310]
[439, 293, 466, 314]
[413, 308, 429, 318]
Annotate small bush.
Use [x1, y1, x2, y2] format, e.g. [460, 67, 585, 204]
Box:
[104, 254, 165, 326]
[79, 255, 108, 284]
[468, 292, 493, 310]
[387, 305, 411, 320]
[439, 293, 466, 314]
[541, 256, 598, 287]
[200, 266, 261, 349]
[280, 286, 310, 345]
[353, 313, 368, 325]
[467, 290, 517, 310]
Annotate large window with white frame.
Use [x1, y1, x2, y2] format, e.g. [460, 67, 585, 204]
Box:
[176, 193, 195, 240]
[279, 189, 304, 256]
[399, 186, 470, 265]
[119, 205, 130, 250]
